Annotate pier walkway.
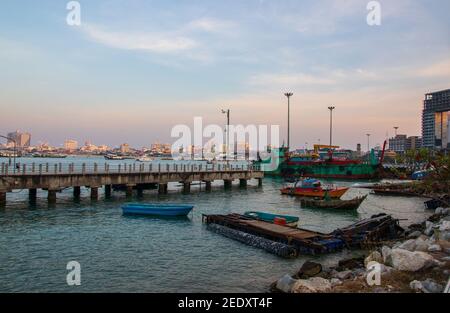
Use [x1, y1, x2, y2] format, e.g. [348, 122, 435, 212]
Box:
[0, 162, 264, 206]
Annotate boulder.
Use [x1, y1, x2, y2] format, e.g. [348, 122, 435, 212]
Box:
[364, 251, 383, 267]
[424, 221, 434, 236]
[276, 274, 297, 293]
[414, 238, 430, 252]
[330, 278, 342, 287]
[388, 248, 435, 272]
[333, 270, 354, 280]
[410, 279, 444, 293]
[292, 277, 332, 293]
[435, 207, 444, 215]
[338, 257, 365, 270]
[428, 244, 442, 252]
[381, 246, 392, 264]
[297, 261, 322, 279]
[397, 239, 416, 252]
[407, 231, 422, 239]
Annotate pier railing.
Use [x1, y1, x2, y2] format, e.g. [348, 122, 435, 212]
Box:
[0, 162, 262, 176]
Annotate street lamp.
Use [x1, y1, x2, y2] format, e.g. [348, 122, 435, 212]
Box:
[221, 109, 230, 160]
[328, 106, 335, 148]
[0, 135, 17, 173]
[284, 93, 293, 150]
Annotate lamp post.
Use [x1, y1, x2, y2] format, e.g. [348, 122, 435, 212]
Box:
[221, 109, 230, 160]
[0, 135, 17, 173]
[284, 93, 293, 150]
[328, 106, 335, 149]
[394, 126, 399, 137]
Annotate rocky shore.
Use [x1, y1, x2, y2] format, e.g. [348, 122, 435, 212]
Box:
[273, 207, 450, 293]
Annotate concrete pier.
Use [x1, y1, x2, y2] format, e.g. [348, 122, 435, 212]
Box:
[73, 186, 81, 199]
[104, 185, 112, 198]
[158, 183, 168, 194]
[204, 181, 212, 192]
[137, 185, 144, 197]
[90, 187, 99, 200]
[183, 182, 191, 194]
[126, 185, 134, 198]
[224, 179, 233, 189]
[0, 190, 6, 207]
[48, 190, 57, 204]
[29, 188, 37, 202]
[257, 178, 263, 187]
[239, 179, 247, 188]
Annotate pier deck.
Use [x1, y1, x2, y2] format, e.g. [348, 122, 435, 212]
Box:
[0, 162, 263, 206]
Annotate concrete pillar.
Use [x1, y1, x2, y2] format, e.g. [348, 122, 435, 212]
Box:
[105, 185, 112, 198]
[48, 190, 57, 205]
[239, 179, 247, 188]
[126, 185, 134, 198]
[257, 178, 263, 187]
[204, 181, 212, 192]
[158, 183, 168, 194]
[90, 187, 99, 200]
[224, 179, 232, 189]
[182, 182, 191, 194]
[29, 188, 37, 202]
[73, 186, 81, 199]
[137, 186, 144, 197]
[0, 190, 6, 207]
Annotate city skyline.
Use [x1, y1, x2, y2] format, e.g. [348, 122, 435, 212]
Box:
[1, 0, 449, 149]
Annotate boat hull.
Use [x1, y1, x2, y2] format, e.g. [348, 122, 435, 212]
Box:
[244, 211, 299, 227]
[300, 195, 367, 210]
[280, 187, 349, 199]
[122, 203, 194, 216]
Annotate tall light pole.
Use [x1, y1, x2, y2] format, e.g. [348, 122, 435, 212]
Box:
[221, 109, 230, 160]
[328, 106, 335, 148]
[0, 135, 16, 173]
[284, 93, 293, 150]
[366, 133, 371, 153]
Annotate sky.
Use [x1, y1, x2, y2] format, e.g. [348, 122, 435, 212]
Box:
[0, 0, 449, 149]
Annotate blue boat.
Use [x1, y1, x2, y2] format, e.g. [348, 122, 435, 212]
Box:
[244, 211, 299, 227]
[122, 203, 194, 217]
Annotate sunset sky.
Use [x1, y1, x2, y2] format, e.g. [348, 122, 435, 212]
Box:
[1, 0, 449, 149]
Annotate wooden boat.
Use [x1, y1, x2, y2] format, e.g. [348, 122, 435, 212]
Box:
[122, 203, 194, 216]
[244, 211, 299, 227]
[371, 188, 419, 197]
[300, 195, 368, 211]
[280, 178, 349, 199]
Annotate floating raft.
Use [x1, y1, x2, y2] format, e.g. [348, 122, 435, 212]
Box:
[203, 213, 403, 258]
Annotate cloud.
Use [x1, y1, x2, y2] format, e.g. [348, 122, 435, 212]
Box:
[187, 17, 236, 34]
[416, 59, 450, 78]
[248, 73, 336, 87]
[81, 24, 196, 53]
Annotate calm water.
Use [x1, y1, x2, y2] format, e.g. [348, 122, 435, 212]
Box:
[0, 157, 431, 292]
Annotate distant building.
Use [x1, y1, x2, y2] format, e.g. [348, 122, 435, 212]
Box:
[422, 89, 450, 150]
[389, 135, 422, 154]
[120, 143, 130, 154]
[64, 140, 78, 151]
[405, 136, 422, 151]
[7, 130, 31, 148]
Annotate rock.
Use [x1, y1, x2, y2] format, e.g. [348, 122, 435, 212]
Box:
[414, 238, 430, 252]
[297, 261, 322, 279]
[381, 246, 392, 264]
[443, 208, 450, 216]
[292, 277, 331, 293]
[424, 221, 434, 236]
[439, 220, 450, 231]
[407, 231, 422, 239]
[435, 207, 444, 215]
[338, 257, 364, 270]
[364, 251, 383, 267]
[428, 244, 442, 252]
[388, 248, 435, 272]
[353, 268, 366, 277]
[398, 239, 416, 252]
[276, 274, 297, 293]
[410, 279, 444, 293]
[333, 270, 354, 280]
[330, 278, 342, 287]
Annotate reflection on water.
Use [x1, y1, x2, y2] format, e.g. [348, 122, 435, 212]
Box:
[0, 158, 432, 292]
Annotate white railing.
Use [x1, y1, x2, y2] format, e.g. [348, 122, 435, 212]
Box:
[0, 162, 262, 176]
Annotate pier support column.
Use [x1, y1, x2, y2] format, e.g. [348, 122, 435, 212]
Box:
[204, 181, 212, 192]
[158, 183, 168, 194]
[29, 188, 37, 203]
[224, 179, 232, 189]
[0, 190, 6, 207]
[239, 179, 248, 188]
[257, 178, 263, 187]
[73, 186, 81, 199]
[90, 187, 99, 200]
[136, 185, 144, 197]
[104, 185, 112, 198]
[126, 185, 134, 198]
[48, 190, 57, 205]
[182, 182, 191, 194]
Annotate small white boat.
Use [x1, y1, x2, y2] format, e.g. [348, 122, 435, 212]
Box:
[136, 156, 153, 162]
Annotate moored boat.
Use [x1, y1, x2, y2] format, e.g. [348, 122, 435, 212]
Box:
[122, 203, 194, 216]
[280, 178, 349, 199]
[244, 211, 299, 227]
[300, 195, 367, 211]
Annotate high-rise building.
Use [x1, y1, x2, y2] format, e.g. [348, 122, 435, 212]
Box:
[405, 136, 422, 151]
[120, 143, 130, 154]
[422, 89, 450, 150]
[7, 130, 31, 148]
[389, 134, 407, 154]
[64, 140, 78, 151]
